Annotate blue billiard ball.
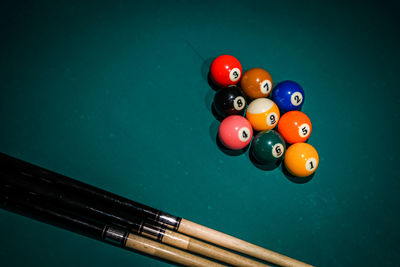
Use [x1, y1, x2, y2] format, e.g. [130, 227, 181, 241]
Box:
[272, 81, 305, 113]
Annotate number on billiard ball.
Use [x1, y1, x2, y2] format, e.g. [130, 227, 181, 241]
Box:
[298, 123, 310, 138]
[267, 113, 278, 126]
[238, 127, 251, 142]
[230, 68, 241, 82]
[272, 143, 284, 158]
[305, 158, 317, 171]
[291, 92, 303, 106]
[260, 80, 272, 95]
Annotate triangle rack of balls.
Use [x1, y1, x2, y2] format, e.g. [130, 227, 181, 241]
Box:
[209, 55, 319, 178]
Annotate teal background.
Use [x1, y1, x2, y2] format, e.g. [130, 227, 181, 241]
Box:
[1, 1, 399, 266]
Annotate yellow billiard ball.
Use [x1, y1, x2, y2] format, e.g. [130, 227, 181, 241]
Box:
[246, 98, 280, 131]
[284, 143, 319, 177]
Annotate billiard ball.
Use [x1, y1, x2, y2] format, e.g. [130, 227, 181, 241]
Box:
[246, 98, 280, 131]
[218, 115, 253, 150]
[284, 143, 319, 177]
[240, 68, 273, 99]
[213, 86, 246, 118]
[210, 55, 242, 88]
[251, 130, 285, 164]
[278, 111, 312, 144]
[272, 81, 305, 113]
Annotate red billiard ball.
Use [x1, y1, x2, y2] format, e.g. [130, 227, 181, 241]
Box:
[218, 115, 253, 150]
[210, 55, 242, 88]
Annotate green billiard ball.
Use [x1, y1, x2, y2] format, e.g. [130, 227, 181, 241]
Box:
[251, 130, 286, 164]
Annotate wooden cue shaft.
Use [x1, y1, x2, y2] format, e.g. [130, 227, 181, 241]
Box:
[3, 177, 269, 267]
[179, 219, 313, 267]
[125, 233, 226, 267]
[0, 153, 312, 266]
[0, 186, 225, 267]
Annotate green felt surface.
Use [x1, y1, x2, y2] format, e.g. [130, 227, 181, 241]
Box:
[1, 1, 399, 266]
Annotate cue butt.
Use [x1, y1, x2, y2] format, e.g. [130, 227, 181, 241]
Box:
[1, 186, 224, 267]
[161, 229, 270, 267]
[178, 219, 314, 267]
[125, 233, 224, 267]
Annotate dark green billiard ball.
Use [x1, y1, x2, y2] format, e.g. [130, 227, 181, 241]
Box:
[213, 86, 246, 118]
[251, 130, 286, 164]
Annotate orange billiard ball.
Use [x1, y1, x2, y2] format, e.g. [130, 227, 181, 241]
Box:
[284, 143, 319, 177]
[278, 111, 312, 144]
[240, 68, 273, 99]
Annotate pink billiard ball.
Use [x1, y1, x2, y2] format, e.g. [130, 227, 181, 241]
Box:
[218, 115, 253, 150]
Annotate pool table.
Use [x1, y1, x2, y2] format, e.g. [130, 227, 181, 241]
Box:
[1, 1, 399, 266]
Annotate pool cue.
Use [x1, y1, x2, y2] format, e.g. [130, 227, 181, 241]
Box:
[2, 171, 269, 267]
[0, 183, 225, 267]
[0, 153, 313, 267]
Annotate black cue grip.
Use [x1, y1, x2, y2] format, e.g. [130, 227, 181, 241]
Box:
[1, 184, 103, 241]
[0, 152, 181, 230]
[0, 183, 129, 247]
[1, 171, 167, 242]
